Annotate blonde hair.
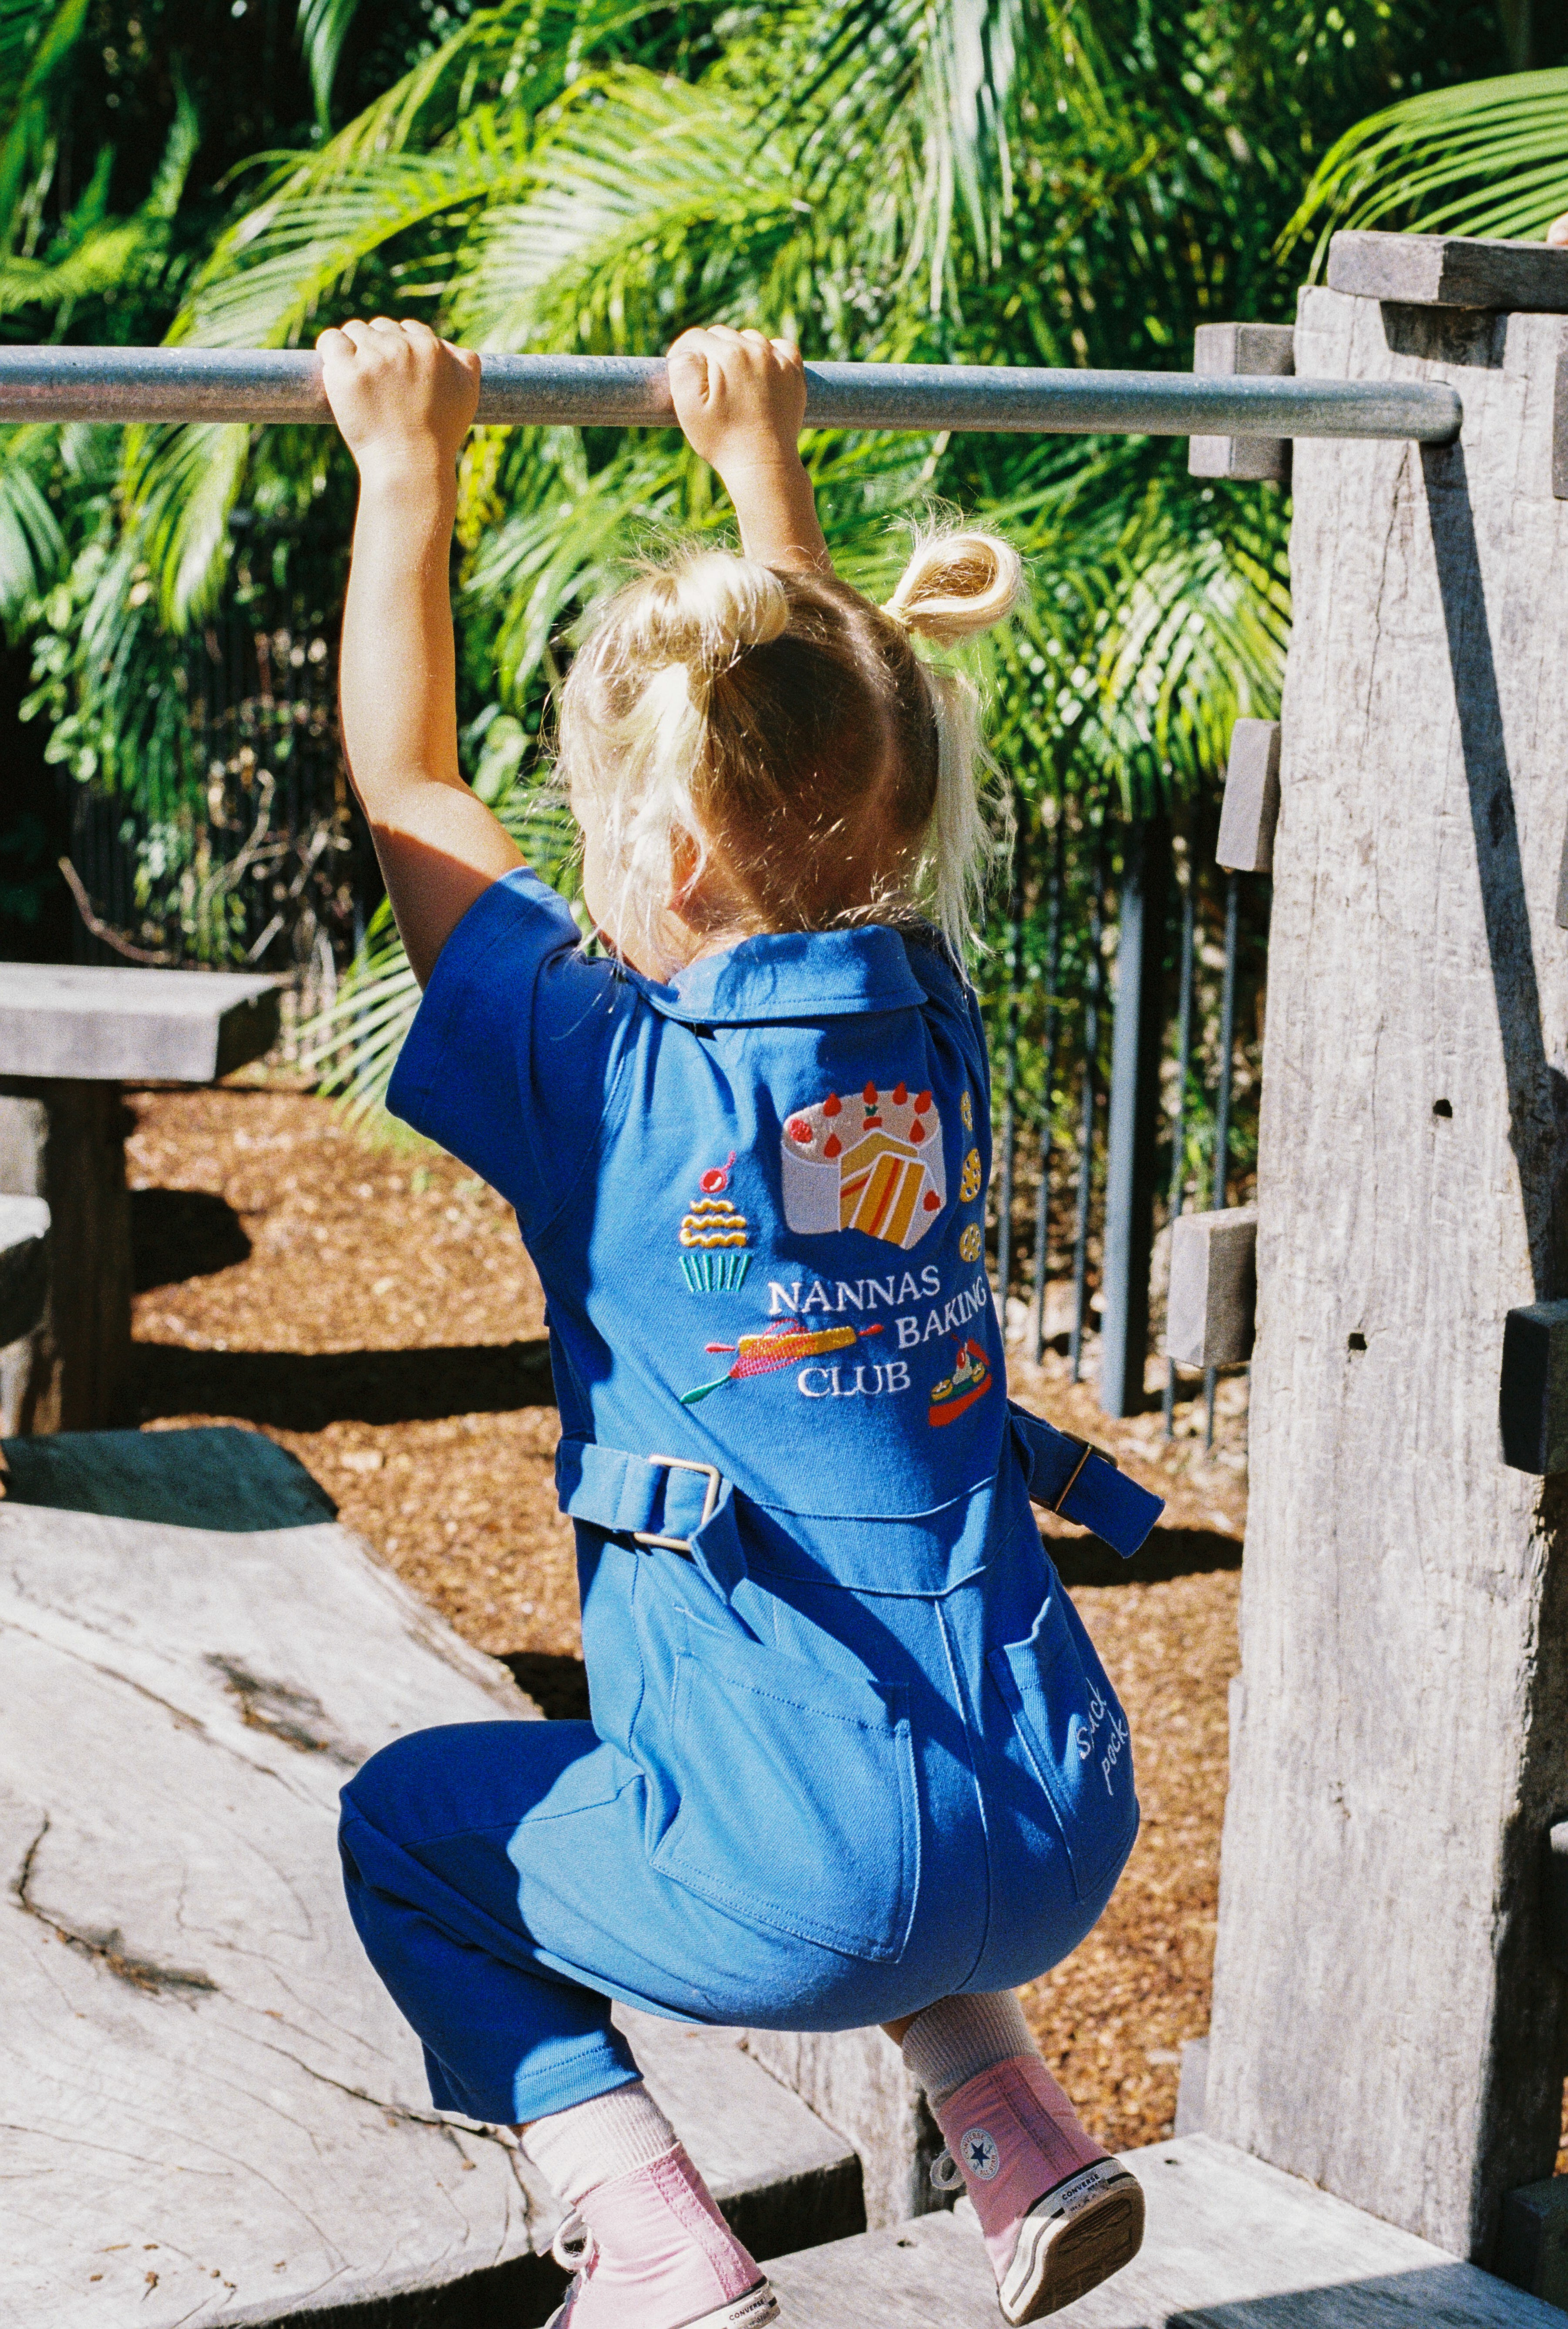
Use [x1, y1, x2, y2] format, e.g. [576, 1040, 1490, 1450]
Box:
[556, 527, 1023, 972]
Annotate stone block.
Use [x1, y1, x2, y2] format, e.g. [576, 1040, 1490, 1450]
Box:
[1189, 321, 1295, 483]
[1500, 1299, 1568, 1474]
[1217, 718, 1282, 873]
[1326, 229, 1568, 311]
[1166, 1206, 1257, 1370]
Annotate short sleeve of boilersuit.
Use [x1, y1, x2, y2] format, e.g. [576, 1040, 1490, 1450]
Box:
[386, 868, 632, 1237]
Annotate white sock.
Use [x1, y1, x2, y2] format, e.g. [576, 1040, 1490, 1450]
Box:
[521, 2079, 678, 2207]
[901, 1992, 1036, 2107]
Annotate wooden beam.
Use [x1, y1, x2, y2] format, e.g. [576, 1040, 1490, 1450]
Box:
[1166, 1206, 1257, 1370]
[1499, 1298, 1568, 1473]
[1189, 321, 1295, 483]
[1204, 283, 1568, 2262]
[0, 1194, 47, 1348]
[1496, 2178, 1568, 2310]
[0, 965, 278, 1082]
[1217, 719, 1282, 874]
[763, 2136, 1565, 2326]
[1326, 229, 1568, 312]
[0, 1496, 861, 2327]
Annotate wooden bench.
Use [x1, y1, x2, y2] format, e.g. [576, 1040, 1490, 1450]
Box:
[0, 964, 279, 1431]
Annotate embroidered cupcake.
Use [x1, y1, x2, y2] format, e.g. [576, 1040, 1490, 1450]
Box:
[679, 1153, 751, 1291]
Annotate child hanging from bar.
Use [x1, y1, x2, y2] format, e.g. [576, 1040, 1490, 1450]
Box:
[318, 315, 1163, 2328]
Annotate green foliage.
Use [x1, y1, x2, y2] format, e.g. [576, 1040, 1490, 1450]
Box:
[0, 0, 1527, 1046]
[1289, 65, 1568, 259]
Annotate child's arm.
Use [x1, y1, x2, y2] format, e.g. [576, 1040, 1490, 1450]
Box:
[667, 327, 833, 577]
[318, 316, 524, 988]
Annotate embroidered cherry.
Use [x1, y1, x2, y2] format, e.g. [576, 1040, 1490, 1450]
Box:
[823, 1094, 841, 1117]
[916, 1089, 932, 1111]
[787, 1117, 812, 1143]
[700, 1150, 737, 1194]
[824, 1134, 841, 1158]
[909, 1119, 926, 1143]
[893, 1080, 908, 1104]
[923, 1190, 941, 1211]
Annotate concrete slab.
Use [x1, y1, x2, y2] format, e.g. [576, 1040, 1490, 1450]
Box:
[765, 2136, 1565, 2326]
[0, 963, 279, 1082]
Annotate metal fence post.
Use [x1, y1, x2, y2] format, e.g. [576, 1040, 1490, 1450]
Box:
[993, 806, 1024, 1318]
[1099, 813, 1171, 1418]
[1030, 814, 1066, 1361]
[1068, 829, 1107, 1385]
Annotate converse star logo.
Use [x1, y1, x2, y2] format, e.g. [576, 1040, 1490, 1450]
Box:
[960, 2126, 1000, 2181]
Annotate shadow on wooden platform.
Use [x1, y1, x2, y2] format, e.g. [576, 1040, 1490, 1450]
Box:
[1, 1423, 337, 1530]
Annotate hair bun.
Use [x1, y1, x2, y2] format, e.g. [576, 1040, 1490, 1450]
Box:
[884, 529, 1023, 646]
[625, 550, 788, 679]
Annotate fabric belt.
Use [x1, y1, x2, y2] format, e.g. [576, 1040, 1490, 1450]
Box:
[557, 1410, 1164, 1565]
[555, 1439, 723, 1552]
[1006, 1401, 1163, 1559]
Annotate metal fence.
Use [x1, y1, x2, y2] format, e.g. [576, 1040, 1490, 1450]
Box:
[986, 800, 1265, 1441]
[64, 522, 373, 1001]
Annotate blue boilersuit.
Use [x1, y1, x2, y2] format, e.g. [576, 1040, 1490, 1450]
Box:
[338, 870, 1142, 2125]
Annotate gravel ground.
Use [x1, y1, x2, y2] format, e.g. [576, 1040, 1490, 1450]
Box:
[128, 1077, 1246, 2151]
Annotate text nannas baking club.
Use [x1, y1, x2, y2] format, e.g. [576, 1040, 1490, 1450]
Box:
[927, 1336, 993, 1426]
[781, 1082, 946, 1248]
[682, 1317, 884, 1406]
[678, 1151, 750, 1292]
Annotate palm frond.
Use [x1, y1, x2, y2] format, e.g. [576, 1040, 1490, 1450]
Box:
[1286, 69, 1568, 266]
[444, 70, 797, 350]
[303, 778, 581, 1118]
[0, 420, 63, 616]
[0, 0, 90, 244]
[297, 0, 362, 127]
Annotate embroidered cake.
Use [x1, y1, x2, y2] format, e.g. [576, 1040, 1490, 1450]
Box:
[781, 1082, 946, 1249]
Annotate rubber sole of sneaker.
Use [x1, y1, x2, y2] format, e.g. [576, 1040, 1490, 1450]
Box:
[997, 2161, 1145, 2324]
[545, 2276, 778, 2329]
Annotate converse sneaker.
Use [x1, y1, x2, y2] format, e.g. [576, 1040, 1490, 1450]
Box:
[931, 2054, 1144, 2322]
[544, 2142, 779, 2329]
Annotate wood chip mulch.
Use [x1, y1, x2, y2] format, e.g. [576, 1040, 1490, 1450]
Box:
[127, 1077, 1246, 2152]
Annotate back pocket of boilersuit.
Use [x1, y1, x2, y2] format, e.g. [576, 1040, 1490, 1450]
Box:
[651, 1627, 918, 1961]
[988, 1584, 1136, 1903]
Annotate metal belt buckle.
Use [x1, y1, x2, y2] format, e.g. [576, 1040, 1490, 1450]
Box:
[633, 1454, 722, 1553]
[1049, 1433, 1116, 1515]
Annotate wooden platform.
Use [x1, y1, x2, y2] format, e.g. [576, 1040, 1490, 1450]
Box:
[766, 2136, 1563, 2326]
[0, 1495, 856, 2326]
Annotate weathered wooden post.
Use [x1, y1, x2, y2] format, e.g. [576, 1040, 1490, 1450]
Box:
[1203, 234, 1568, 2268]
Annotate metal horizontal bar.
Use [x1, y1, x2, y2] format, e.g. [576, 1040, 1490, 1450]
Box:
[0, 345, 1464, 442]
